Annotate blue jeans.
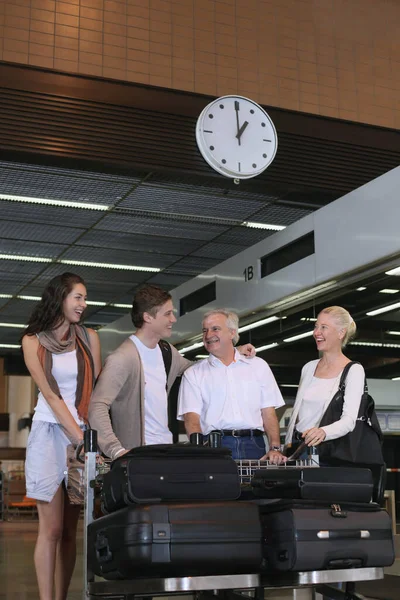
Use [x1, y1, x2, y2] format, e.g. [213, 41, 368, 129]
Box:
[221, 435, 266, 459]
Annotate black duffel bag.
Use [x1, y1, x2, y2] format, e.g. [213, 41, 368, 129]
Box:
[101, 443, 241, 513]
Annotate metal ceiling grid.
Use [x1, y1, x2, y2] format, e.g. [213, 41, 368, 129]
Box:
[0, 300, 36, 319]
[0, 238, 68, 259]
[0, 329, 21, 344]
[62, 245, 180, 269]
[145, 273, 194, 288]
[191, 241, 247, 260]
[250, 204, 313, 225]
[162, 256, 221, 276]
[35, 264, 149, 287]
[120, 185, 266, 221]
[95, 213, 229, 240]
[0, 201, 105, 228]
[78, 230, 205, 256]
[0, 220, 84, 245]
[216, 227, 277, 246]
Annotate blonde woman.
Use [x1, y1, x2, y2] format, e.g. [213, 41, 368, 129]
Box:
[284, 306, 364, 457]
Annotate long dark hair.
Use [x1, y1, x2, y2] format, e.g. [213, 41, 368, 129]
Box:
[23, 272, 86, 336]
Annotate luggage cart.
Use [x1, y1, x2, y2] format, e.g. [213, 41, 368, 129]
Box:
[82, 431, 384, 600]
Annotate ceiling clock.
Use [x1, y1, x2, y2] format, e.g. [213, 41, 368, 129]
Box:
[195, 95, 278, 180]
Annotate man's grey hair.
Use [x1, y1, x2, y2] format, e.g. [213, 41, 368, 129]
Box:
[202, 309, 240, 345]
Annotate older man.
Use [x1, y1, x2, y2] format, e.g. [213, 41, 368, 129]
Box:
[177, 309, 286, 463]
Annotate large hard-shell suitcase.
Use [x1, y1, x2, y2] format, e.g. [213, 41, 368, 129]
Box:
[101, 444, 240, 513]
[251, 466, 373, 503]
[259, 499, 394, 572]
[87, 501, 262, 579]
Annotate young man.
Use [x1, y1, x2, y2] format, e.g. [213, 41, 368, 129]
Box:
[177, 309, 286, 463]
[89, 286, 254, 459]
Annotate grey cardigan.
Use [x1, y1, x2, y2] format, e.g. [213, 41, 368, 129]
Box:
[88, 338, 192, 459]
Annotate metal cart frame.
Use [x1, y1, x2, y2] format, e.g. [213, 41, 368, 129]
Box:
[82, 431, 384, 600]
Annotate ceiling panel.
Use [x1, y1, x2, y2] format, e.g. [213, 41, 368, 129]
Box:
[78, 230, 204, 255]
[120, 184, 266, 220]
[0, 200, 105, 228]
[250, 204, 313, 225]
[216, 227, 276, 246]
[192, 241, 246, 260]
[95, 213, 228, 240]
[163, 256, 220, 276]
[0, 220, 83, 244]
[0, 238, 68, 258]
[63, 245, 179, 268]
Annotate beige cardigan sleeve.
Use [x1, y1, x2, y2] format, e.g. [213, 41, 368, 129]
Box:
[88, 348, 134, 459]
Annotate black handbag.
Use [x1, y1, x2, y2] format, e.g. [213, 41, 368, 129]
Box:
[318, 362, 384, 465]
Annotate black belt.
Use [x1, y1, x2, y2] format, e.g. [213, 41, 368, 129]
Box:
[219, 429, 264, 437]
[293, 430, 303, 441]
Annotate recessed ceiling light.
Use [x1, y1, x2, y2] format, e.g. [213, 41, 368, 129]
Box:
[280, 384, 299, 388]
[350, 341, 400, 348]
[0, 294, 13, 299]
[178, 341, 204, 354]
[366, 302, 400, 316]
[300, 317, 317, 322]
[0, 343, 21, 348]
[283, 331, 314, 343]
[241, 221, 286, 231]
[387, 331, 400, 336]
[386, 267, 400, 276]
[238, 315, 279, 333]
[0, 193, 109, 211]
[195, 354, 209, 359]
[356, 287, 367, 291]
[0, 323, 25, 328]
[255, 342, 279, 352]
[392, 377, 400, 381]
[379, 289, 399, 294]
[0, 254, 160, 273]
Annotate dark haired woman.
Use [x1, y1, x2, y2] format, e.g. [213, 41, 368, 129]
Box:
[22, 273, 101, 600]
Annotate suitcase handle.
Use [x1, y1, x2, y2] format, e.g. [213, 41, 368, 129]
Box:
[95, 533, 113, 564]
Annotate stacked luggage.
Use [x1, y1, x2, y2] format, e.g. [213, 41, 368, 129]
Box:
[88, 444, 263, 579]
[87, 445, 395, 579]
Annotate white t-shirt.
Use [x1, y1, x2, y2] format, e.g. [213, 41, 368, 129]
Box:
[177, 350, 285, 434]
[34, 350, 83, 424]
[130, 335, 172, 445]
[296, 375, 340, 433]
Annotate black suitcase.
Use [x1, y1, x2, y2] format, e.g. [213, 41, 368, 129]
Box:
[259, 499, 394, 572]
[87, 501, 262, 579]
[101, 444, 241, 513]
[251, 466, 373, 503]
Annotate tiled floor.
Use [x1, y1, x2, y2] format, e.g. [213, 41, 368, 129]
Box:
[0, 520, 399, 599]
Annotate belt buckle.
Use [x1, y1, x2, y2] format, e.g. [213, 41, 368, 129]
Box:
[231, 429, 240, 437]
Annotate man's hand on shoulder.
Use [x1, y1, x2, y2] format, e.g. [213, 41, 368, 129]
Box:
[237, 343, 256, 358]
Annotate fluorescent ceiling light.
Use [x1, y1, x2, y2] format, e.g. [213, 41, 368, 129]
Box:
[356, 287, 367, 291]
[392, 377, 400, 381]
[195, 354, 209, 359]
[283, 331, 314, 343]
[350, 341, 400, 348]
[0, 254, 52, 263]
[300, 317, 317, 322]
[86, 301, 107, 306]
[366, 302, 400, 316]
[58, 259, 160, 272]
[179, 341, 203, 354]
[387, 331, 400, 336]
[255, 342, 279, 352]
[0, 344, 21, 348]
[0, 294, 13, 299]
[0, 254, 160, 273]
[238, 315, 279, 333]
[281, 384, 299, 388]
[0, 193, 109, 211]
[0, 323, 25, 328]
[241, 221, 286, 231]
[111, 303, 132, 309]
[17, 295, 41, 301]
[386, 267, 400, 276]
[379, 289, 399, 294]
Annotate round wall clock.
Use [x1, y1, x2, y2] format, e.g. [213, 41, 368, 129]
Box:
[195, 95, 278, 180]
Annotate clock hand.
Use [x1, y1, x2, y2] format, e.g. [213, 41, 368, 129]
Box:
[234, 100, 241, 146]
[236, 120, 249, 142]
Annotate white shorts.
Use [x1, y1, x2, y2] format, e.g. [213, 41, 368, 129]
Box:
[25, 420, 72, 503]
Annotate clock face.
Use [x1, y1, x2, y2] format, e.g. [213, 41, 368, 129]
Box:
[195, 95, 278, 180]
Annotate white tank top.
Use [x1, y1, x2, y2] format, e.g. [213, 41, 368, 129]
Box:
[33, 350, 83, 425]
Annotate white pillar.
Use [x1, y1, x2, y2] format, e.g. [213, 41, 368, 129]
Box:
[7, 376, 34, 448]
